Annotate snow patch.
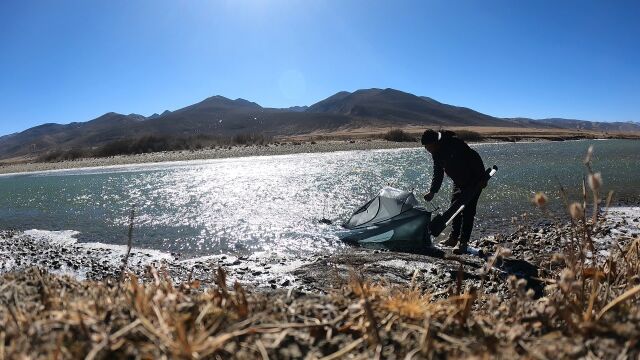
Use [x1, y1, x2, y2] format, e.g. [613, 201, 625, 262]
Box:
[22, 229, 80, 246]
[82, 242, 174, 268]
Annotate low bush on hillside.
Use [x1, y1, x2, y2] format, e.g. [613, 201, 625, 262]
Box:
[383, 129, 417, 142]
[232, 133, 271, 145]
[93, 133, 272, 156]
[453, 130, 484, 142]
[35, 133, 275, 162]
[37, 148, 90, 162]
[93, 135, 199, 157]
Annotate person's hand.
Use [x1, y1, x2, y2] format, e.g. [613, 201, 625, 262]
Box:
[423, 192, 435, 202]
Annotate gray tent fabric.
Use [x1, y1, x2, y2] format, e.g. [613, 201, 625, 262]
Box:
[346, 187, 421, 228]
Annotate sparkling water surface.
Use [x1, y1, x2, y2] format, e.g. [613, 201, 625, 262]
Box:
[1, 140, 638, 257]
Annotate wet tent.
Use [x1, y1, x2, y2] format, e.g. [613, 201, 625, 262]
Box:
[340, 187, 431, 250]
[346, 187, 422, 227]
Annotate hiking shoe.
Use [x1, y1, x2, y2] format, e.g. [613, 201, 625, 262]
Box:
[452, 242, 468, 255]
[441, 236, 459, 247]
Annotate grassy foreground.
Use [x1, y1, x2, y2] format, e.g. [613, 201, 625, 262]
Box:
[1, 232, 638, 359]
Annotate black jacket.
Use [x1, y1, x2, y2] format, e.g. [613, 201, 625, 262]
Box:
[429, 132, 485, 193]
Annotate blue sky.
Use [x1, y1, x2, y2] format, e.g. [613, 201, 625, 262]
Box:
[0, 0, 638, 135]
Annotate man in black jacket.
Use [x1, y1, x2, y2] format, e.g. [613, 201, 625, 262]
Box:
[422, 129, 486, 254]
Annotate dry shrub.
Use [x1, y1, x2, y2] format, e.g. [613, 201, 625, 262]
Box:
[94, 136, 193, 157]
[37, 148, 90, 162]
[1, 236, 638, 359]
[383, 129, 416, 142]
[382, 288, 434, 319]
[453, 130, 484, 142]
[36, 134, 274, 162]
[231, 133, 271, 145]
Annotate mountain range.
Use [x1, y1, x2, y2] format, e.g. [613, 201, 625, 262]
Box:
[1, 88, 638, 160]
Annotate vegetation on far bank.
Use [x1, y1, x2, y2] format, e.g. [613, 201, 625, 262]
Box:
[36, 133, 273, 162]
[18, 127, 639, 164]
[382, 129, 418, 142]
[380, 129, 486, 143]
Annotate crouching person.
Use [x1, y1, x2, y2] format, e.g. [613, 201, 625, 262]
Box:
[421, 129, 486, 254]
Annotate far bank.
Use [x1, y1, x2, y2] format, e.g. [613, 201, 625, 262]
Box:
[2, 126, 638, 175]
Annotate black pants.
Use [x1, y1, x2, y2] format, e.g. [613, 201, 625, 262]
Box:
[449, 185, 481, 243]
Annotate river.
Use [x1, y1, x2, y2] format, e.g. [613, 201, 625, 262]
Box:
[1, 139, 638, 258]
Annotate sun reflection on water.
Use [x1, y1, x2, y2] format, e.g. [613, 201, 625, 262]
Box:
[0, 140, 638, 258]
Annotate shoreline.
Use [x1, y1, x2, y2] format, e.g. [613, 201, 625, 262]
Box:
[2, 206, 638, 291]
[1, 136, 634, 176]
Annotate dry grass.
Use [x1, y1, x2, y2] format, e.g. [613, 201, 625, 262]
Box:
[0, 235, 638, 359]
[1, 236, 637, 359]
[35, 133, 274, 163]
[382, 129, 417, 142]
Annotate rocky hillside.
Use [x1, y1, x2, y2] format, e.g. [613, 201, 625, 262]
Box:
[1, 88, 638, 160]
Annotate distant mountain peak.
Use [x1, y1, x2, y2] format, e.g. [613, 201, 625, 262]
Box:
[148, 110, 172, 119]
[233, 98, 262, 108]
[282, 105, 309, 112]
[195, 95, 262, 110]
[307, 87, 427, 115]
[127, 113, 147, 121]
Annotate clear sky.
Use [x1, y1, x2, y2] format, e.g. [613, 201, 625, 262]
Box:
[1, 0, 639, 135]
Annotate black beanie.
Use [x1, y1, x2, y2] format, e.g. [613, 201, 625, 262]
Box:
[421, 129, 439, 145]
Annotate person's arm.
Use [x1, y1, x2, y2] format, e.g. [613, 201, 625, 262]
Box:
[429, 156, 444, 194]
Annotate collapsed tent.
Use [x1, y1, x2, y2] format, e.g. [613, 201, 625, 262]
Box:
[339, 187, 431, 251]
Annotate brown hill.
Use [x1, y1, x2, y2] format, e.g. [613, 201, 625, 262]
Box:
[1, 88, 638, 160]
[306, 88, 514, 127]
